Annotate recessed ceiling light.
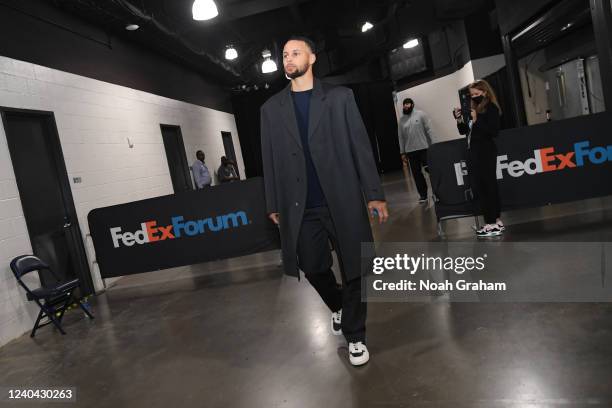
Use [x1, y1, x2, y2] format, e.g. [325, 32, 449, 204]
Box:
[225, 46, 238, 60]
[403, 39, 419, 49]
[261, 49, 277, 73]
[192, 0, 219, 21]
[125, 24, 139, 31]
[362, 22, 373, 32]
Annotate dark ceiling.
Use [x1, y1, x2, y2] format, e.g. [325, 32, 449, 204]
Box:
[510, 0, 591, 58]
[51, 0, 490, 89]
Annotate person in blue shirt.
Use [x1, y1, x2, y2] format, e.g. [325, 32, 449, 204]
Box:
[192, 150, 211, 189]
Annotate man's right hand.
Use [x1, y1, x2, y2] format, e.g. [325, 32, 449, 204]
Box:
[269, 213, 280, 225]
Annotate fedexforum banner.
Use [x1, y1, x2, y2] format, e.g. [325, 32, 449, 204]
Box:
[428, 112, 612, 219]
[88, 178, 280, 278]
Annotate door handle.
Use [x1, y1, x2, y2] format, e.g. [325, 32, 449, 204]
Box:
[556, 70, 566, 108]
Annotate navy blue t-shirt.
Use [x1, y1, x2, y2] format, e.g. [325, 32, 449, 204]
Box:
[291, 89, 327, 208]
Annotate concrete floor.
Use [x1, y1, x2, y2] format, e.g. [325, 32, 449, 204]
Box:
[1, 167, 612, 408]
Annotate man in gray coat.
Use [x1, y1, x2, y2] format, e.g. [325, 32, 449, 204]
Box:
[397, 98, 433, 202]
[260, 36, 388, 366]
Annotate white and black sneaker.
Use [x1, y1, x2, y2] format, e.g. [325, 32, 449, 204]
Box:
[496, 221, 506, 231]
[331, 309, 342, 336]
[476, 224, 503, 237]
[348, 342, 370, 366]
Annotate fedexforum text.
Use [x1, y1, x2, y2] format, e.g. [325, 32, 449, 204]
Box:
[372, 254, 487, 275]
[372, 280, 506, 291]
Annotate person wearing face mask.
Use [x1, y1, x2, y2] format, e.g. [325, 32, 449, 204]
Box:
[453, 79, 504, 237]
[397, 98, 434, 203]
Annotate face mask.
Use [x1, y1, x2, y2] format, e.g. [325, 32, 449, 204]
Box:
[471, 95, 484, 104]
[403, 106, 414, 115]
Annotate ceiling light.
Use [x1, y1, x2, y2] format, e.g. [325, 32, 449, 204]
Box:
[561, 22, 573, 31]
[192, 0, 218, 21]
[125, 24, 139, 31]
[225, 46, 238, 60]
[403, 38, 419, 49]
[261, 49, 277, 74]
[362, 22, 373, 32]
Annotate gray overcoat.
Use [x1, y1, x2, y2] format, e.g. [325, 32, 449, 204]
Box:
[260, 78, 385, 281]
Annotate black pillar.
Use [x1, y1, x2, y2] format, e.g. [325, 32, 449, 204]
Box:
[590, 0, 612, 111]
[501, 34, 527, 127]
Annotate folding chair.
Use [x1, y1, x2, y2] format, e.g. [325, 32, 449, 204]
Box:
[10, 255, 94, 337]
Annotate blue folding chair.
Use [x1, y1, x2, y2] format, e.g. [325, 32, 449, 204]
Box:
[10, 255, 94, 337]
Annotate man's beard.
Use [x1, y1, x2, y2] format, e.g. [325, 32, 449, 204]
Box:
[285, 63, 309, 79]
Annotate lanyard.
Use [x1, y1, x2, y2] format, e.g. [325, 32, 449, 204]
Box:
[467, 119, 473, 149]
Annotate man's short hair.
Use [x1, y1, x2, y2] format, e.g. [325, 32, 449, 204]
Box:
[403, 98, 414, 105]
[286, 35, 316, 54]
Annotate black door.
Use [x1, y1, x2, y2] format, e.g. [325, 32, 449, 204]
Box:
[221, 131, 240, 178]
[160, 125, 193, 193]
[1, 108, 93, 294]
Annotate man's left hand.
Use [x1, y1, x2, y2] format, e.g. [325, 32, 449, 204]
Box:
[368, 201, 389, 224]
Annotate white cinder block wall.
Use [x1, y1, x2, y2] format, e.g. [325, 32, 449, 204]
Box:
[0, 55, 244, 347]
[471, 54, 506, 81]
[394, 62, 476, 144]
[394, 57, 508, 145]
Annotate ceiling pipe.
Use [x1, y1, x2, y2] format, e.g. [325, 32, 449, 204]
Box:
[112, 0, 241, 78]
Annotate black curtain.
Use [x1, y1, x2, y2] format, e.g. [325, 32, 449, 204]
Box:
[348, 81, 403, 173]
[231, 84, 284, 178]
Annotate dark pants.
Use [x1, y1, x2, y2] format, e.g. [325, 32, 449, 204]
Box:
[468, 141, 501, 224]
[296, 206, 366, 343]
[406, 149, 429, 199]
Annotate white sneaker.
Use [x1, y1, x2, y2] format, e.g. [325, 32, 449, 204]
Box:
[476, 224, 502, 237]
[331, 309, 342, 335]
[348, 342, 370, 366]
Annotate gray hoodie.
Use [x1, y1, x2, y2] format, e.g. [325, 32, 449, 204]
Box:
[397, 109, 433, 153]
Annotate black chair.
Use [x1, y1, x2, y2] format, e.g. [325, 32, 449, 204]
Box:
[10, 255, 94, 337]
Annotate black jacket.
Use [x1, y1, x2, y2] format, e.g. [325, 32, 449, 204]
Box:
[457, 103, 501, 145]
[260, 78, 384, 280]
